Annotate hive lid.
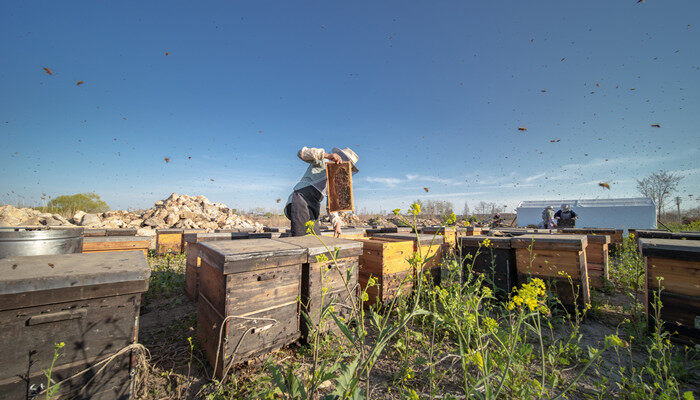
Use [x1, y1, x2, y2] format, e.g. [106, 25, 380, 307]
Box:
[183, 232, 250, 243]
[639, 238, 700, 261]
[273, 236, 363, 262]
[561, 228, 620, 234]
[0, 251, 150, 311]
[156, 228, 184, 234]
[635, 230, 700, 240]
[366, 227, 399, 234]
[83, 228, 107, 237]
[249, 232, 291, 239]
[83, 236, 151, 243]
[199, 238, 307, 274]
[372, 232, 445, 245]
[510, 234, 587, 250]
[458, 235, 512, 249]
[421, 226, 456, 233]
[105, 228, 138, 236]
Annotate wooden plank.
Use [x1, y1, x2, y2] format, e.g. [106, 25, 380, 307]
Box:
[646, 257, 700, 297]
[199, 239, 307, 275]
[82, 237, 150, 253]
[326, 161, 354, 212]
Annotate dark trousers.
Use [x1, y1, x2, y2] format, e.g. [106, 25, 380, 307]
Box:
[285, 186, 322, 237]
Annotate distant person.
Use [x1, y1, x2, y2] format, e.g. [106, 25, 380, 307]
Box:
[555, 204, 578, 228]
[541, 206, 557, 229]
[491, 213, 504, 227]
[285, 147, 359, 237]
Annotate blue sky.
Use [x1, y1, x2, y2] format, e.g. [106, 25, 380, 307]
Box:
[1, 1, 698, 213]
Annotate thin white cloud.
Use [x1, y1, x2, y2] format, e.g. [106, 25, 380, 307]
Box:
[364, 177, 403, 187]
[524, 173, 546, 183]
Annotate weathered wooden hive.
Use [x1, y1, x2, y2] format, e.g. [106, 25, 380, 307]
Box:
[561, 228, 624, 249]
[583, 235, 611, 289]
[0, 251, 150, 399]
[458, 236, 516, 298]
[420, 227, 457, 246]
[371, 233, 445, 285]
[640, 238, 700, 344]
[183, 232, 250, 300]
[460, 227, 484, 236]
[155, 228, 184, 255]
[196, 239, 306, 377]
[355, 237, 415, 305]
[510, 235, 590, 311]
[82, 236, 151, 256]
[273, 236, 363, 340]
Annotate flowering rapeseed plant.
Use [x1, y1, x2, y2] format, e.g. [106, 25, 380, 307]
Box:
[507, 278, 549, 313]
[481, 238, 492, 248]
[305, 220, 315, 234]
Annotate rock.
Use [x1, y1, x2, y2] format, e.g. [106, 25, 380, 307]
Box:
[43, 218, 63, 226]
[165, 213, 179, 226]
[80, 213, 102, 227]
[143, 217, 165, 228]
[0, 205, 26, 226]
[19, 217, 42, 226]
[127, 219, 143, 228]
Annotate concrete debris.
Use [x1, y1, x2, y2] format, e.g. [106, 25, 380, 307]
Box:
[0, 193, 263, 232]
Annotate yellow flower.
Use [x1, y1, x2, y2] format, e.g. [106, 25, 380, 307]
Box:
[361, 292, 369, 302]
[481, 238, 492, 248]
[409, 202, 422, 216]
[393, 208, 401, 215]
[315, 254, 329, 263]
[305, 220, 316, 234]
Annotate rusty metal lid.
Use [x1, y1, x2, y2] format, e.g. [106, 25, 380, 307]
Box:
[0, 251, 150, 310]
[198, 238, 307, 274]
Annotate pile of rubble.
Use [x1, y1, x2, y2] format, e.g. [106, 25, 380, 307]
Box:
[0, 193, 263, 233]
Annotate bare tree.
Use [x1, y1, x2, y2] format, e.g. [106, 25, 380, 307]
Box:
[636, 170, 683, 217]
[462, 201, 470, 216]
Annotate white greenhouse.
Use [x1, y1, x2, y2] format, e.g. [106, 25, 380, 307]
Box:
[515, 197, 656, 230]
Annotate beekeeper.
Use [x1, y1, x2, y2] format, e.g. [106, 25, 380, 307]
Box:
[285, 147, 359, 237]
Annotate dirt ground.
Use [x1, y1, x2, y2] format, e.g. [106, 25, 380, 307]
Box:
[135, 254, 698, 400]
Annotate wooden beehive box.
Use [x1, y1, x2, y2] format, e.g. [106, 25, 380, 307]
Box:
[197, 239, 306, 377]
[273, 236, 363, 340]
[511, 234, 590, 312]
[180, 229, 207, 253]
[372, 233, 445, 285]
[82, 235, 151, 256]
[640, 239, 700, 344]
[156, 228, 184, 255]
[326, 161, 354, 212]
[421, 227, 457, 246]
[635, 230, 700, 241]
[83, 228, 138, 237]
[458, 227, 483, 236]
[365, 227, 399, 236]
[459, 236, 516, 299]
[584, 235, 611, 289]
[354, 237, 414, 305]
[0, 251, 150, 399]
[183, 232, 250, 300]
[561, 228, 624, 249]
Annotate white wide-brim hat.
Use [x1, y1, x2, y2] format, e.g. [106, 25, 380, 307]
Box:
[332, 147, 359, 173]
